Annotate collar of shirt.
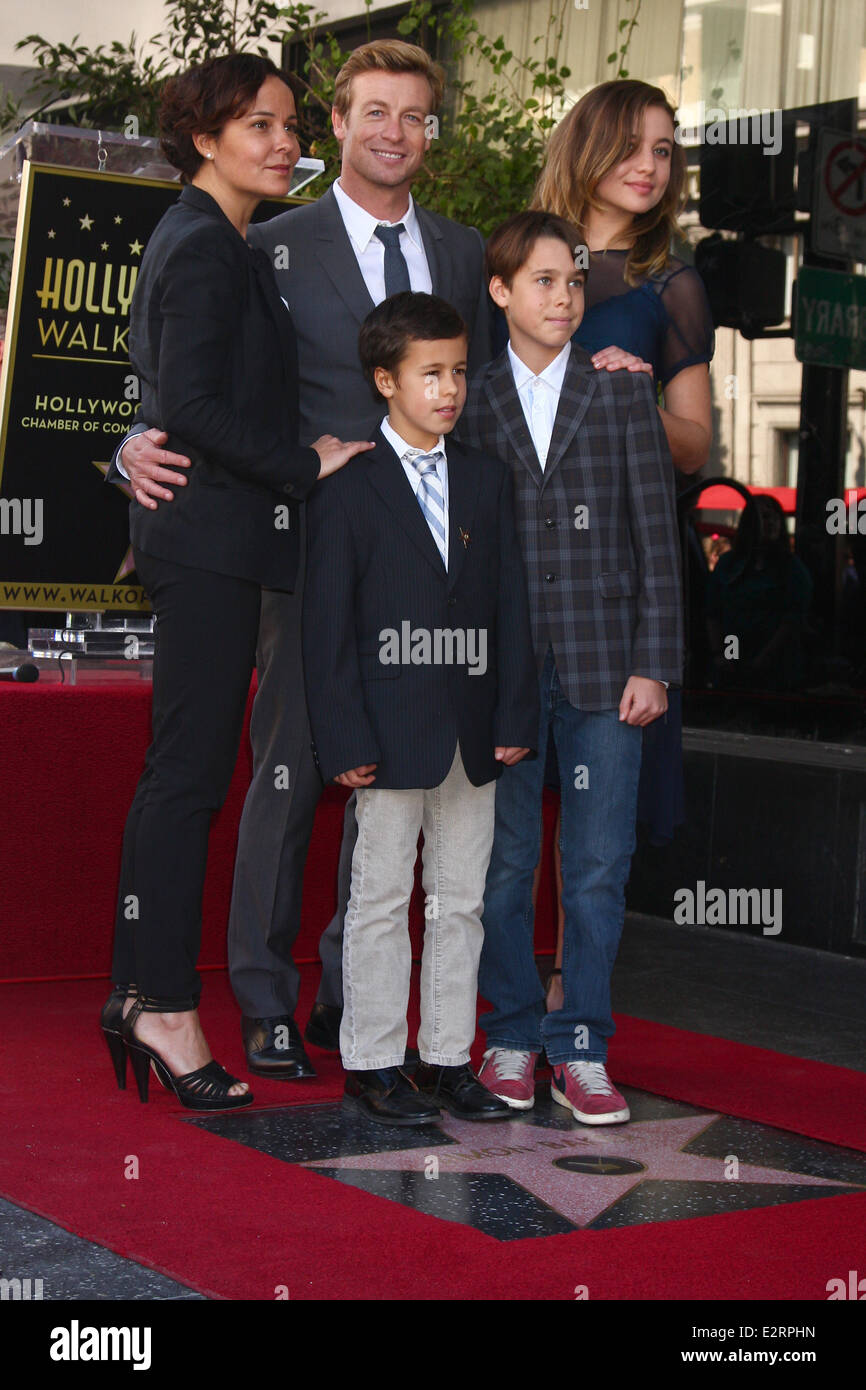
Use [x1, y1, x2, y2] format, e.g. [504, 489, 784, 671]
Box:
[332, 179, 425, 256]
[380, 417, 447, 479]
[507, 339, 572, 396]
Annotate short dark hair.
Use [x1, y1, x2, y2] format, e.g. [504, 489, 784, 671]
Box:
[358, 292, 468, 401]
[159, 53, 295, 183]
[484, 210, 589, 289]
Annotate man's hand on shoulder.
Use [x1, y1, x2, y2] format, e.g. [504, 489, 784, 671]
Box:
[122, 430, 190, 510]
[618, 676, 668, 726]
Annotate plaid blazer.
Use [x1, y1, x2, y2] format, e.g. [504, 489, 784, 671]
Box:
[457, 344, 683, 711]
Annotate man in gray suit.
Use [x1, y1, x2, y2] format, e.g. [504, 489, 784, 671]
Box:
[117, 40, 493, 1075]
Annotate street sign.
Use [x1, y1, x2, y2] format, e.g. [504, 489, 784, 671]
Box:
[795, 266, 866, 370]
[812, 128, 866, 262]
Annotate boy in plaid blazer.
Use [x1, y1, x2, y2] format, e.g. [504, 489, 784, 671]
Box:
[457, 210, 683, 1124]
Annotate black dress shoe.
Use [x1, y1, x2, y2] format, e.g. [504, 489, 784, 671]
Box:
[344, 1067, 441, 1126]
[242, 1015, 316, 1079]
[304, 1001, 342, 1052]
[414, 1062, 512, 1120]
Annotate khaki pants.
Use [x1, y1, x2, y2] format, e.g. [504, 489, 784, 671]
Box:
[340, 745, 496, 1070]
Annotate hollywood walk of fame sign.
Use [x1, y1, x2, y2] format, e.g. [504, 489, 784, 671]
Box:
[0, 160, 307, 612]
[188, 1089, 866, 1243]
[0, 163, 179, 611]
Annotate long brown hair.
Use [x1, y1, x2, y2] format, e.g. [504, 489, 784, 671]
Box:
[532, 79, 686, 285]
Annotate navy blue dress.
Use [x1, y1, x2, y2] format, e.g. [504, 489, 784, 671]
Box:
[578, 251, 714, 844]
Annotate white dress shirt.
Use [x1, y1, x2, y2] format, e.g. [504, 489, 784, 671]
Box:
[506, 340, 571, 470]
[380, 416, 449, 569]
[332, 179, 432, 304]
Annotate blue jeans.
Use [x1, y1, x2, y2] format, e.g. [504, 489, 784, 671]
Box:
[479, 648, 642, 1064]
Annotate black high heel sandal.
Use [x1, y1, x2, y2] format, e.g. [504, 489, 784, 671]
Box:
[121, 995, 254, 1112]
[100, 985, 137, 1090]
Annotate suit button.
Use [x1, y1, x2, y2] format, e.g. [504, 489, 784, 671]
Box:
[544, 517, 555, 528]
[545, 573, 556, 583]
[447, 597, 457, 606]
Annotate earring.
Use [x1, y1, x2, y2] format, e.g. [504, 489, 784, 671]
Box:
[205, 153, 214, 159]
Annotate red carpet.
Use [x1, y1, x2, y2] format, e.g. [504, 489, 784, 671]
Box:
[3, 681, 864, 1298]
[0, 682, 558, 981]
[2, 969, 865, 1301]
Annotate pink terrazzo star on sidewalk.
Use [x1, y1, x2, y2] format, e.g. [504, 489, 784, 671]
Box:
[303, 1112, 858, 1228]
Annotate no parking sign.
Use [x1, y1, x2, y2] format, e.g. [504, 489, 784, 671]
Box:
[813, 129, 866, 262]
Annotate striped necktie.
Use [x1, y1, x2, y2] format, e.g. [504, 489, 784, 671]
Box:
[408, 450, 447, 567]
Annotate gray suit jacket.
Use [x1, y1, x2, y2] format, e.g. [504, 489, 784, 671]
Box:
[113, 185, 493, 470]
[458, 345, 683, 710]
[247, 186, 493, 442]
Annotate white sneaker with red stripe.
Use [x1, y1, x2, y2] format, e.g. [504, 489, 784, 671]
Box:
[550, 1061, 630, 1124]
[477, 1048, 538, 1109]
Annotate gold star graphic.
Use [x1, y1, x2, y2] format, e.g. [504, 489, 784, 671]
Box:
[47, 229, 56, 239]
[101, 241, 109, 251]
[129, 239, 143, 256]
[114, 215, 123, 224]
[79, 213, 94, 231]
[62, 197, 71, 207]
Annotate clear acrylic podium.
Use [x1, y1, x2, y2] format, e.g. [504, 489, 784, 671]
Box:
[0, 119, 325, 238]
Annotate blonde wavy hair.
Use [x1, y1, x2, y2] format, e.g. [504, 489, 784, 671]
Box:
[333, 39, 445, 119]
[532, 79, 687, 285]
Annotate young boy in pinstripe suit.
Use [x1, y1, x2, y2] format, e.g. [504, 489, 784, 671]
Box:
[302, 292, 539, 1127]
[457, 211, 683, 1124]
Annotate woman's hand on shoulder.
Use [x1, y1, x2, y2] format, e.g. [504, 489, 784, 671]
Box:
[311, 435, 376, 479]
[591, 345, 654, 376]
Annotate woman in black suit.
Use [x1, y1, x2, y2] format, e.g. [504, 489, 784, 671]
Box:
[102, 53, 371, 1110]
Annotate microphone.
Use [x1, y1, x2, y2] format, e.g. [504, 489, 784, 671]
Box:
[16, 90, 74, 129]
[0, 661, 39, 682]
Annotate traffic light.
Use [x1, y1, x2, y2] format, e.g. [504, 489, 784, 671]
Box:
[698, 112, 797, 235]
[694, 234, 788, 338]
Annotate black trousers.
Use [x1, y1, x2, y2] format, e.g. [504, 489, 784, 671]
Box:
[111, 549, 262, 1007]
[226, 585, 324, 1017]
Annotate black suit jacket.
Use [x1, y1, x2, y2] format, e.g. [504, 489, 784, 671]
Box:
[302, 425, 539, 788]
[125, 184, 320, 589]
